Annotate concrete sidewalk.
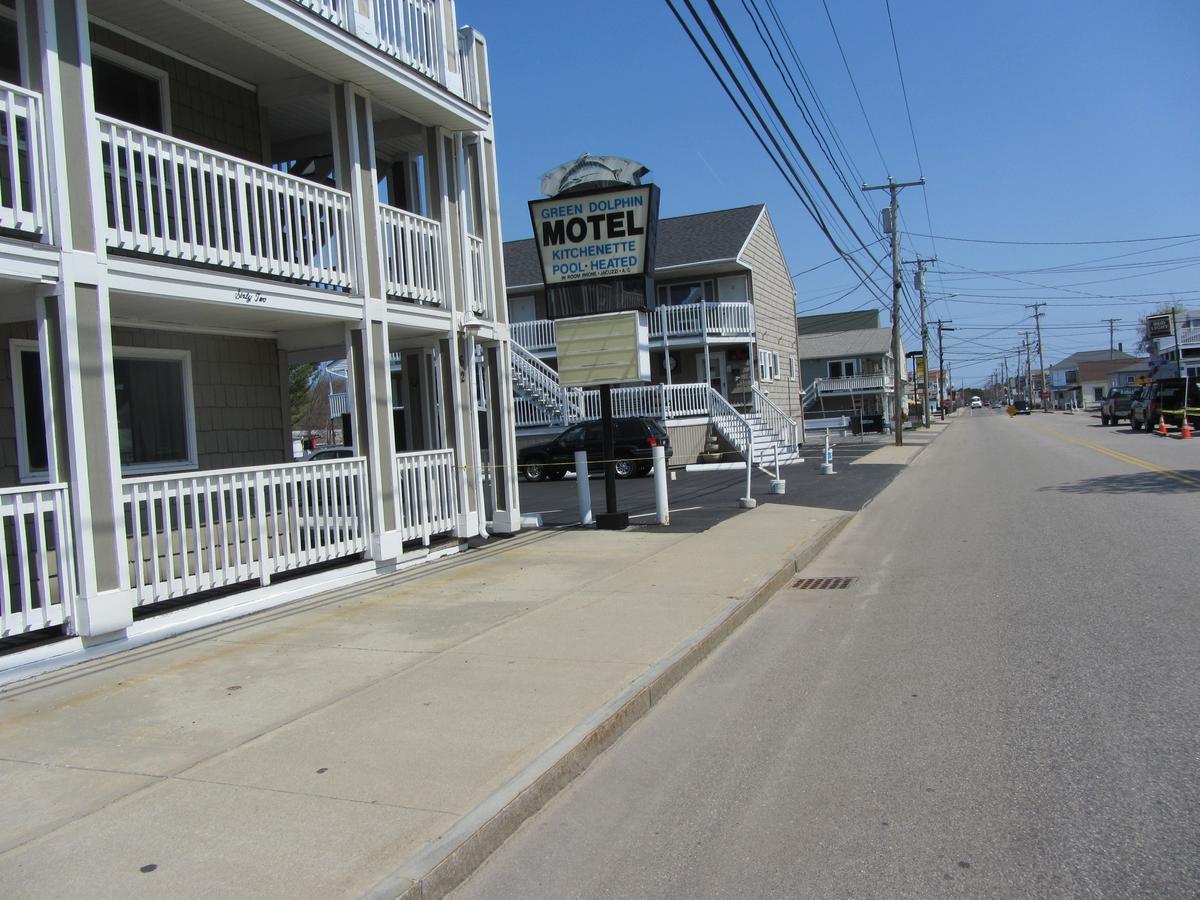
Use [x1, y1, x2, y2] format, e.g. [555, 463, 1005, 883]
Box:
[0, 422, 954, 899]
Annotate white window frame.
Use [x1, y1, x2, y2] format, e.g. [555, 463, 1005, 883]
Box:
[828, 358, 858, 379]
[758, 349, 775, 382]
[10, 339, 48, 484]
[111, 345, 197, 476]
[90, 45, 172, 133]
[788, 356, 797, 379]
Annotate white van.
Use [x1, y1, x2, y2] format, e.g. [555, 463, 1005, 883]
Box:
[970, 396, 983, 409]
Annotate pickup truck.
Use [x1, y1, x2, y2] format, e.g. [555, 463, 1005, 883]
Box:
[1130, 379, 1200, 431]
[1099, 385, 1137, 426]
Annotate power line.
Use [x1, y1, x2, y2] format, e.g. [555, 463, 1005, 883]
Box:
[908, 231, 1200, 246]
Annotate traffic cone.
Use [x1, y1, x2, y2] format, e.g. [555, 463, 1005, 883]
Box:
[1156, 416, 1169, 436]
[1181, 419, 1194, 440]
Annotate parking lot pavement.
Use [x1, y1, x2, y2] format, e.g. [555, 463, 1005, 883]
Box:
[518, 433, 915, 533]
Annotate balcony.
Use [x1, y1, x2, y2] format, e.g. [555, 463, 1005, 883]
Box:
[98, 117, 354, 291]
[297, 0, 443, 79]
[510, 302, 754, 354]
[0, 81, 49, 240]
[379, 204, 444, 304]
[814, 374, 893, 395]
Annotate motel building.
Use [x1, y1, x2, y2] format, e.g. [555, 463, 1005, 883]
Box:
[504, 200, 804, 468]
[0, 0, 523, 654]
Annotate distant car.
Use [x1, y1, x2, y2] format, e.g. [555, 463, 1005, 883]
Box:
[970, 396, 983, 409]
[306, 446, 356, 461]
[1012, 399, 1032, 415]
[1099, 386, 1137, 426]
[520, 417, 672, 481]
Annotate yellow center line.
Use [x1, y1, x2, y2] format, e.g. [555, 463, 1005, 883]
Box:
[1034, 425, 1200, 488]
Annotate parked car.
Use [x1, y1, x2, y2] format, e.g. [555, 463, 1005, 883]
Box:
[1099, 386, 1137, 426]
[1130, 379, 1199, 432]
[1012, 399, 1032, 415]
[306, 446, 356, 461]
[520, 417, 672, 481]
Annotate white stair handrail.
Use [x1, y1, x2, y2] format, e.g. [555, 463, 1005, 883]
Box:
[707, 387, 754, 501]
[751, 384, 800, 449]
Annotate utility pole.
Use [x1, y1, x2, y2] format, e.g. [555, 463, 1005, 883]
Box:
[863, 176, 924, 445]
[1104, 318, 1120, 360]
[934, 319, 954, 419]
[904, 255, 936, 426]
[1023, 333, 1033, 405]
[1026, 303, 1048, 411]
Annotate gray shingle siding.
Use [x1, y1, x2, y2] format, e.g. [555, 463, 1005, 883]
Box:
[739, 210, 802, 417]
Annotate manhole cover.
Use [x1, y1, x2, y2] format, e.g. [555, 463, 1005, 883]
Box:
[792, 576, 856, 590]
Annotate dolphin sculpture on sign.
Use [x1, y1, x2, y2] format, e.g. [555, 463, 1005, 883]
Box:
[540, 154, 651, 197]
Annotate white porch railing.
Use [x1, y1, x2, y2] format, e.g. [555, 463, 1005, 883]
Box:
[0, 81, 49, 236]
[379, 204, 443, 304]
[708, 390, 754, 497]
[579, 383, 711, 420]
[296, 0, 344, 26]
[122, 459, 368, 607]
[458, 28, 483, 109]
[465, 233, 487, 316]
[649, 302, 754, 340]
[814, 373, 892, 394]
[0, 484, 74, 636]
[511, 320, 556, 353]
[374, 0, 443, 81]
[395, 449, 457, 545]
[511, 342, 583, 427]
[97, 116, 354, 289]
[752, 385, 800, 449]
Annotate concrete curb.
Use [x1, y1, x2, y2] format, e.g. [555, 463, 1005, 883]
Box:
[365, 513, 853, 900]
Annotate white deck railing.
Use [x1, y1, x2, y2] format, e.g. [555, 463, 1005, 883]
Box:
[122, 459, 368, 607]
[650, 302, 754, 340]
[297, 0, 344, 26]
[579, 383, 711, 421]
[815, 374, 892, 394]
[511, 320, 555, 353]
[374, 0, 442, 80]
[752, 385, 800, 449]
[98, 116, 354, 289]
[379, 204, 443, 304]
[0, 81, 49, 237]
[458, 28, 483, 109]
[395, 448, 457, 545]
[0, 484, 74, 637]
[465, 233, 487, 316]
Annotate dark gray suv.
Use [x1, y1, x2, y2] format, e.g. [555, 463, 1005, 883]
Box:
[519, 417, 672, 481]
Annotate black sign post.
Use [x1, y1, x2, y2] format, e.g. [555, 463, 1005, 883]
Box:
[594, 384, 627, 530]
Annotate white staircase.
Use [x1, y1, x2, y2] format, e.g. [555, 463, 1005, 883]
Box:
[745, 411, 803, 467]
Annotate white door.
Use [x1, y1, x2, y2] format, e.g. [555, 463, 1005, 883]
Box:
[509, 296, 537, 323]
[697, 352, 728, 395]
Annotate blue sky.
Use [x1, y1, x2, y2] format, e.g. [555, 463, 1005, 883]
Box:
[461, 1, 1200, 385]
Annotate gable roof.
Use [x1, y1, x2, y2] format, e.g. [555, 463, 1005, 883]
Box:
[1077, 358, 1148, 382]
[796, 327, 894, 360]
[1050, 349, 1140, 370]
[503, 204, 765, 289]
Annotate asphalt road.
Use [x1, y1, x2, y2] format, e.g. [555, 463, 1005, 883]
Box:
[518, 432, 908, 533]
[456, 411, 1200, 898]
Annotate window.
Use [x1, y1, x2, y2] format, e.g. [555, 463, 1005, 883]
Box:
[112, 348, 196, 472]
[10, 341, 48, 482]
[788, 356, 797, 379]
[91, 52, 168, 132]
[1093, 387, 1105, 401]
[828, 359, 857, 379]
[772, 352, 781, 379]
[758, 349, 775, 382]
[656, 280, 714, 307]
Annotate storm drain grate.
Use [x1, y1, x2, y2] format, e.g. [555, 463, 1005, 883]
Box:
[792, 576, 857, 590]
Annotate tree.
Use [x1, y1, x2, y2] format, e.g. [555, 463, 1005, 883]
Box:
[1138, 301, 1187, 354]
[289, 363, 315, 428]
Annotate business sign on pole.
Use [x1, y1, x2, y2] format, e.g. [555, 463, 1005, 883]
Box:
[555, 311, 651, 388]
[915, 355, 925, 380]
[1146, 314, 1173, 339]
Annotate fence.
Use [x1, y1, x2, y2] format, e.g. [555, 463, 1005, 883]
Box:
[122, 459, 368, 607]
[379, 203, 443, 304]
[0, 484, 73, 637]
[98, 116, 354, 289]
[395, 449, 457, 545]
[0, 81, 49, 236]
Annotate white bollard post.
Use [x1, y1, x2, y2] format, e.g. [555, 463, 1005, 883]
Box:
[820, 428, 836, 475]
[652, 445, 669, 525]
[769, 444, 786, 494]
[574, 450, 593, 526]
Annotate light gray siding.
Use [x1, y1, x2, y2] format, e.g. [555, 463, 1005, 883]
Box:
[739, 210, 801, 417]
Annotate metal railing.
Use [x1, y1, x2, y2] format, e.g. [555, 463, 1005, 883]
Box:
[122, 459, 368, 608]
[0, 81, 49, 237]
[0, 484, 74, 637]
[751, 385, 800, 449]
[98, 116, 354, 289]
[378, 203, 443, 304]
[395, 449, 457, 545]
